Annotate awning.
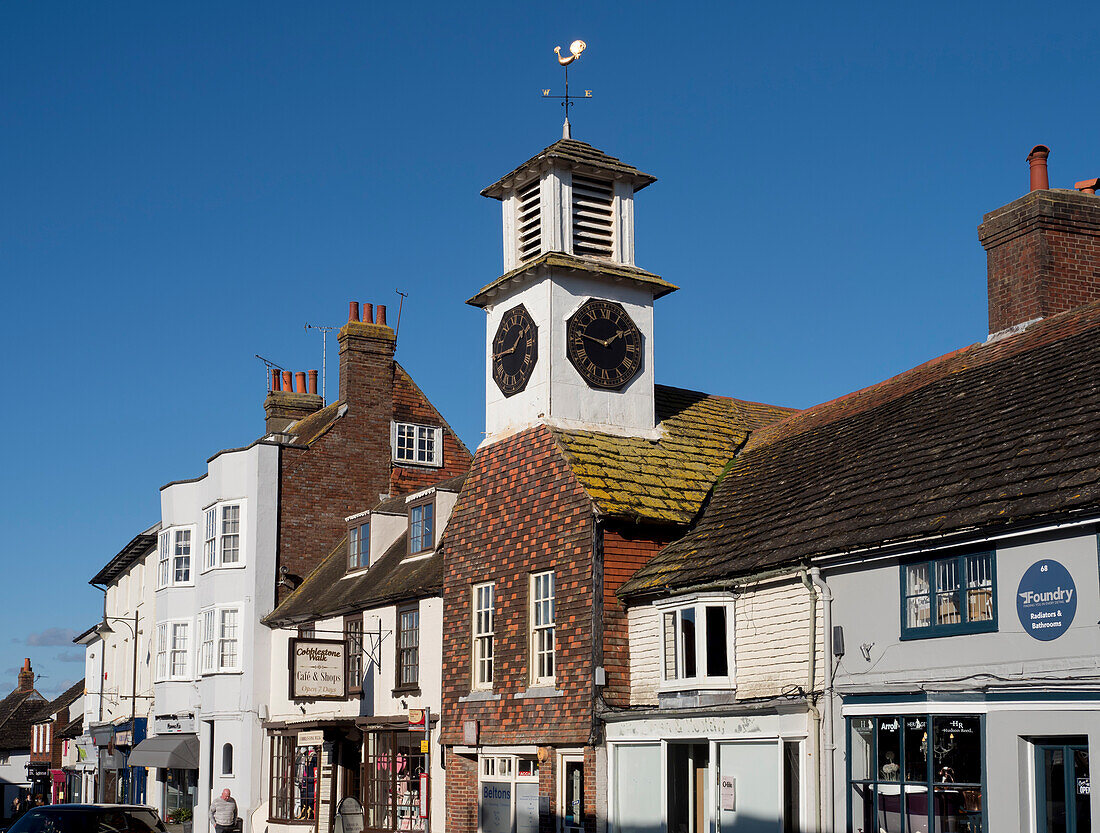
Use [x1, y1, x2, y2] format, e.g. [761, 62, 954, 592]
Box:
[127, 734, 199, 769]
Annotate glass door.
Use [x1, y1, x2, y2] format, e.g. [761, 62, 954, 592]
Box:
[1036, 743, 1090, 833]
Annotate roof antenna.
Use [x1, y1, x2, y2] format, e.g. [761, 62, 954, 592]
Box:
[543, 40, 591, 139]
[255, 354, 285, 393]
[395, 290, 408, 342]
[303, 324, 338, 403]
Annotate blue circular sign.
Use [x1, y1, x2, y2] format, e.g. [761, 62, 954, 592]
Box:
[1017, 559, 1077, 641]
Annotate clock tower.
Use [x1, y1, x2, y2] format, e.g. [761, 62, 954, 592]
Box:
[470, 138, 677, 442]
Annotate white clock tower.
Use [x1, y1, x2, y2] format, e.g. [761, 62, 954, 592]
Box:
[470, 138, 677, 443]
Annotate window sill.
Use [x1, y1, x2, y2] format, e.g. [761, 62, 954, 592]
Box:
[899, 620, 998, 641]
[515, 686, 562, 699]
[392, 459, 444, 469]
[459, 690, 500, 703]
[200, 669, 244, 677]
[392, 687, 421, 697]
[658, 679, 735, 694]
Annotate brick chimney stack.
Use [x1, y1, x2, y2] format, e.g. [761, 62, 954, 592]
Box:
[338, 301, 396, 411]
[18, 658, 33, 692]
[264, 367, 324, 434]
[979, 145, 1100, 337]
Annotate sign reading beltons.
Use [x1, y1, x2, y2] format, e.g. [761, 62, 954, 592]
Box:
[290, 638, 347, 699]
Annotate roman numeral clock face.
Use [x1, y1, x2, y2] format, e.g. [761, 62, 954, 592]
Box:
[566, 299, 643, 390]
[491, 304, 538, 397]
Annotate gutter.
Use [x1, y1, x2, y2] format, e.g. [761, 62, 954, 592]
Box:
[798, 569, 822, 833]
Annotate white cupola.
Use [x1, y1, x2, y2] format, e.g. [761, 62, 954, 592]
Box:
[472, 139, 677, 443]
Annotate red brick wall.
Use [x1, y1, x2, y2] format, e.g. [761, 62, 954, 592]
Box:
[440, 425, 595, 747]
[602, 525, 672, 707]
[276, 323, 471, 604]
[979, 189, 1100, 334]
[445, 754, 478, 833]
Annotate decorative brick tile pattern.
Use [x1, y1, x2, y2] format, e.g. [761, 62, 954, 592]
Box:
[440, 425, 595, 748]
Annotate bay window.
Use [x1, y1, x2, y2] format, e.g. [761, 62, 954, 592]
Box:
[657, 595, 734, 690]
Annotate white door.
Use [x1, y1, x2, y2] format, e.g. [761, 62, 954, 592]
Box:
[717, 741, 780, 833]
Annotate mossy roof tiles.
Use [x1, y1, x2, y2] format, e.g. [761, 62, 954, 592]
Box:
[620, 300, 1100, 598]
[551, 385, 795, 526]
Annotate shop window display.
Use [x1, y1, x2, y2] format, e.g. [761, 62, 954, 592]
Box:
[849, 715, 984, 833]
[270, 738, 320, 821]
[362, 731, 428, 832]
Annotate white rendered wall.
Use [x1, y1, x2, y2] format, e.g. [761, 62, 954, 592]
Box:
[156, 441, 279, 833]
[484, 269, 657, 441]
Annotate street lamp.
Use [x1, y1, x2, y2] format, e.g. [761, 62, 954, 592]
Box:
[98, 611, 140, 803]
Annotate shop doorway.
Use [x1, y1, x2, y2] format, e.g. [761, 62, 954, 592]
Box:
[667, 744, 709, 833]
[1035, 740, 1090, 833]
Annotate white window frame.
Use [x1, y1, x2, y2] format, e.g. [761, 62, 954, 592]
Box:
[478, 754, 541, 833]
[655, 593, 736, 692]
[158, 526, 197, 587]
[530, 571, 555, 687]
[391, 421, 444, 467]
[200, 501, 246, 572]
[199, 606, 241, 674]
[472, 582, 495, 690]
[155, 623, 168, 681]
[157, 619, 191, 681]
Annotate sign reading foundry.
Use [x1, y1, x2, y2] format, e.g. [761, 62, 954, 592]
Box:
[290, 638, 347, 699]
[1017, 559, 1077, 641]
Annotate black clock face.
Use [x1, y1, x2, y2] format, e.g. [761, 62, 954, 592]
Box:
[566, 299, 643, 390]
[492, 304, 538, 397]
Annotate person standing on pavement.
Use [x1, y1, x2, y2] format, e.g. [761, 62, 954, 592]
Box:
[210, 789, 238, 833]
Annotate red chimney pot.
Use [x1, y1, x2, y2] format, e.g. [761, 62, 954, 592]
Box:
[363, 303, 374, 324]
[282, 370, 293, 391]
[349, 301, 360, 323]
[308, 370, 318, 395]
[294, 371, 307, 393]
[1075, 178, 1099, 196]
[271, 368, 281, 391]
[377, 304, 387, 327]
[1028, 145, 1050, 191]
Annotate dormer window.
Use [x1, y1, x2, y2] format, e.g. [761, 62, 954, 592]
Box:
[571, 175, 614, 258]
[408, 500, 434, 556]
[392, 422, 443, 468]
[348, 521, 368, 571]
[516, 177, 542, 263]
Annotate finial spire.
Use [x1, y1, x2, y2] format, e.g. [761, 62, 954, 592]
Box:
[543, 40, 590, 138]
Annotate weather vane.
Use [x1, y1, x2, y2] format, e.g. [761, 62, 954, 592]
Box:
[542, 40, 591, 139]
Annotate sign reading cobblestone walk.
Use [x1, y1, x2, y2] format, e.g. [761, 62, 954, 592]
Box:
[1017, 559, 1077, 641]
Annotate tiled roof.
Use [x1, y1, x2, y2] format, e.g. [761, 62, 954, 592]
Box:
[58, 715, 83, 739]
[89, 526, 159, 586]
[620, 301, 1100, 597]
[0, 688, 45, 751]
[552, 385, 795, 525]
[264, 476, 465, 625]
[286, 400, 342, 446]
[466, 252, 679, 309]
[481, 139, 656, 199]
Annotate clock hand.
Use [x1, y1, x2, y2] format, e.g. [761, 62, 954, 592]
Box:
[603, 330, 626, 347]
[580, 332, 615, 348]
[493, 344, 518, 359]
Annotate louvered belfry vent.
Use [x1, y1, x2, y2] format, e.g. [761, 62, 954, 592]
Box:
[516, 177, 542, 263]
[571, 175, 615, 258]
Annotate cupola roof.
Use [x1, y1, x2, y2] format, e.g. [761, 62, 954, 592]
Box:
[481, 138, 656, 200]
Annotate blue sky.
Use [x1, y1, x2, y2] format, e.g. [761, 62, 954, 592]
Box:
[2, 1, 1098, 696]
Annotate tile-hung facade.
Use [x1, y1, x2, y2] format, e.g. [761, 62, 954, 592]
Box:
[28, 683, 83, 805]
[141, 302, 472, 833]
[623, 160, 1100, 832]
[440, 136, 793, 833]
[262, 475, 467, 833]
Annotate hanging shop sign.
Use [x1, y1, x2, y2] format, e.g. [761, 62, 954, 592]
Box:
[408, 709, 427, 731]
[289, 638, 347, 700]
[297, 731, 325, 747]
[1016, 559, 1077, 641]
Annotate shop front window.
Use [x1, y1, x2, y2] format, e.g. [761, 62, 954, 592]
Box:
[270, 736, 321, 821]
[362, 730, 428, 832]
[164, 768, 197, 820]
[478, 755, 540, 833]
[849, 714, 984, 833]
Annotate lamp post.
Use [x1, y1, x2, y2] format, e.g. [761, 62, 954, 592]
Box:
[99, 611, 140, 804]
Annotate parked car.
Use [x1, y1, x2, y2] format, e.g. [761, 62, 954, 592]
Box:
[4, 805, 167, 833]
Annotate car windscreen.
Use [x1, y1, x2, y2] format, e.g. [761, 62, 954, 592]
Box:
[7, 809, 165, 833]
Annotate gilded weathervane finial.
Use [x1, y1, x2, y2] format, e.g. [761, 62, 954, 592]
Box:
[543, 39, 591, 139]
